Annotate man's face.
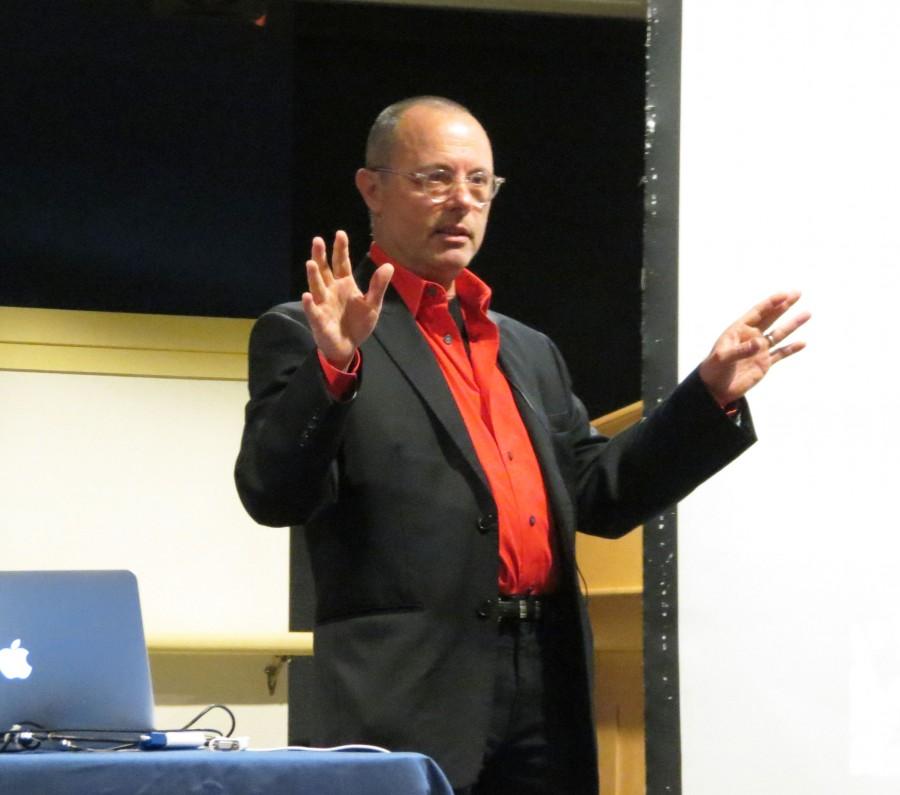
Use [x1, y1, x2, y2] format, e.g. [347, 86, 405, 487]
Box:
[360, 105, 494, 288]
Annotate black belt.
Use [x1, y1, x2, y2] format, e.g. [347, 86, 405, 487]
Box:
[477, 595, 549, 623]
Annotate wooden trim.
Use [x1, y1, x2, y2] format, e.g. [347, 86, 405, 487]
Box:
[586, 585, 643, 598]
[592, 400, 643, 436]
[0, 306, 253, 380]
[332, 0, 646, 20]
[146, 632, 314, 656]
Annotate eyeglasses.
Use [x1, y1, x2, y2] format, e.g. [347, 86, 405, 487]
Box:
[370, 167, 505, 207]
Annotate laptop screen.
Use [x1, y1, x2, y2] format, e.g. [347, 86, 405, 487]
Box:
[0, 570, 155, 735]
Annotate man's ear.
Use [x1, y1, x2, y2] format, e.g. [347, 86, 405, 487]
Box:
[355, 168, 383, 215]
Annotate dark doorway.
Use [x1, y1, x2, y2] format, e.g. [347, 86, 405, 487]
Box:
[291, 1, 645, 419]
[287, 0, 647, 756]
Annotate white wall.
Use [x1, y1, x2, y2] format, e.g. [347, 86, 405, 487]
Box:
[0, 370, 289, 744]
[678, 1, 900, 792]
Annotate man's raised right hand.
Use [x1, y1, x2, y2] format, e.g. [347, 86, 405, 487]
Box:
[301, 230, 394, 370]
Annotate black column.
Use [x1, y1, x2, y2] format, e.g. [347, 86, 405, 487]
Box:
[642, 1, 683, 792]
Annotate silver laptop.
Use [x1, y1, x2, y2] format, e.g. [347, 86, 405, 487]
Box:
[0, 570, 155, 737]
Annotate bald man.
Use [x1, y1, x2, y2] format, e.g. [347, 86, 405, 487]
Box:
[236, 96, 808, 794]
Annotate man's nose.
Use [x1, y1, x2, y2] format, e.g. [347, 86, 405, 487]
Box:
[443, 180, 478, 210]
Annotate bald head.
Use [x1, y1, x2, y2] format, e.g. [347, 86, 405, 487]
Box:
[365, 96, 474, 169]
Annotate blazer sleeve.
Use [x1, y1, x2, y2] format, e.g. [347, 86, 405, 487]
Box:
[538, 335, 757, 538]
[234, 305, 355, 527]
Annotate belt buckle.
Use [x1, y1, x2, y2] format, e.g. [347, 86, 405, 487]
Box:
[488, 595, 544, 623]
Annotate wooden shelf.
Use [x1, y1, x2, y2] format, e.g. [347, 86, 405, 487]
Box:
[146, 632, 313, 656]
[0, 306, 253, 380]
[585, 586, 643, 598]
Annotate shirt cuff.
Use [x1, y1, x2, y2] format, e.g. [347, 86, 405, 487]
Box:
[317, 349, 360, 400]
[720, 399, 744, 426]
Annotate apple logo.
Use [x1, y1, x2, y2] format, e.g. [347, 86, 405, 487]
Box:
[0, 639, 33, 680]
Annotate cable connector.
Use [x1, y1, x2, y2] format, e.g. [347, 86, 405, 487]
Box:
[13, 730, 40, 750]
[139, 731, 208, 750]
[208, 736, 250, 751]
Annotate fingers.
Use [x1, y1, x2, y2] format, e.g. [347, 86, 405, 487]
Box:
[309, 230, 354, 287]
[306, 260, 328, 304]
[730, 292, 810, 362]
[300, 291, 315, 315]
[306, 231, 356, 302]
[366, 263, 395, 311]
[331, 230, 353, 279]
[769, 340, 806, 364]
[741, 290, 802, 330]
[301, 291, 325, 330]
[301, 291, 342, 362]
[718, 311, 809, 368]
[761, 309, 811, 349]
[760, 292, 804, 333]
[309, 236, 333, 287]
[715, 334, 766, 365]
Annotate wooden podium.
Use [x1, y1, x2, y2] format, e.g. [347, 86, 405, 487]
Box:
[578, 401, 645, 795]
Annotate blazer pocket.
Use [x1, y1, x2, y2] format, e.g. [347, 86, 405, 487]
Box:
[315, 603, 424, 627]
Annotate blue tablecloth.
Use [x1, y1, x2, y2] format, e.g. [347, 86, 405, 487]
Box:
[0, 748, 454, 794]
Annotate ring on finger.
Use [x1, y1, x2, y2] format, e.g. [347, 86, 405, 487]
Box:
[763, 332, 776, 348]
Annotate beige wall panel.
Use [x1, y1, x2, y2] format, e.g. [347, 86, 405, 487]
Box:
[0, 369, 285, 635]
[0, 368, 290, 744]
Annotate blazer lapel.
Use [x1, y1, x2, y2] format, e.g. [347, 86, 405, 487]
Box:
[371, 284, 492, 499]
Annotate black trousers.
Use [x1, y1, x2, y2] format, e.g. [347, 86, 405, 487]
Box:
[453, 611, 590, 795]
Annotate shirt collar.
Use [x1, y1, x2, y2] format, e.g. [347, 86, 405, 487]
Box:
[370, 242, 492, 319]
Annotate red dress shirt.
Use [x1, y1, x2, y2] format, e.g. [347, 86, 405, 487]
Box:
[319, 245, 557, 594]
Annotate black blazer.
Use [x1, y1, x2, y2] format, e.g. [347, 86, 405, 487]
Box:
[235, 260, 755, 790]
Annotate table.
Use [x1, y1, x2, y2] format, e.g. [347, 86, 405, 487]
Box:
[0, 748, 454, 794]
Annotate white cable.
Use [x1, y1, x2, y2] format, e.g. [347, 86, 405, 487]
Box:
[246, 743, 391, 753]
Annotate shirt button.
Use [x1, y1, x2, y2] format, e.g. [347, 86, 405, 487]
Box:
[443, 334, 453, 345]
[529, 515, 537, 526]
